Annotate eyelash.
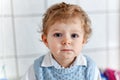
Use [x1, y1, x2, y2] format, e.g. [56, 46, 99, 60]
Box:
[71, 33, 79, 38]
[53, 33, 79, 38]
[53, 33, 62, 37]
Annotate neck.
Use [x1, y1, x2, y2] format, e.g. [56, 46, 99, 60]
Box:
[56, 57, 76, 68]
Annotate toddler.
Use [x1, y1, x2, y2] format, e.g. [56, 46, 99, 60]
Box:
[22, 2, 101, 80]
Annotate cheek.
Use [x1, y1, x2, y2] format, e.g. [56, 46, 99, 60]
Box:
[47, 40, 59, 50]
[74, 41, 84, 52]
[48, 44, 60, 55]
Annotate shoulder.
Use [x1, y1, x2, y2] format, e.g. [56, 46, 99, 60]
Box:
[34, 55, 45, 66]
[84, 55, 102, 80]
[34, 55, 45, 72]
[83, 55, 97, 74]
[83, 55, 96, 67]
[83, 55, 101, 80]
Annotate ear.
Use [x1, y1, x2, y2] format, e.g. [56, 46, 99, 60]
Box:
[42, 34, 49, 47]
[82, 39, 87, 45]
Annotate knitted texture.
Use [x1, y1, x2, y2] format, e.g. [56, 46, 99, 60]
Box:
[34, 55, 96, 80]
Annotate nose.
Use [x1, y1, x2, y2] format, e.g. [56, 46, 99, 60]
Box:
[62, 37, 71, 45]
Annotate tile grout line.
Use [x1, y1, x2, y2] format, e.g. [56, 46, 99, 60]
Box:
[0, 11, 119, 17]
[10, 0, 19, 79]
[117, 0, 120, 69]
[105, 0, 110, 68]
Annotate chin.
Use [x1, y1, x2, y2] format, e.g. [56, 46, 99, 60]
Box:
[63, 55, 75, 59]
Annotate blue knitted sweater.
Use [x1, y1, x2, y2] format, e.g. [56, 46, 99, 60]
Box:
[34, 55, 96, 80]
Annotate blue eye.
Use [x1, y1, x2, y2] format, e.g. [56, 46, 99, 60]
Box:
[53, 33, 62, 37]
[71, 33, 79, 38]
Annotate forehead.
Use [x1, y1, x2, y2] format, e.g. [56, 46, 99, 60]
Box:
[45, 17, 84, 35]
[49, 18, 83, 32]
[53, 16, 83, 25]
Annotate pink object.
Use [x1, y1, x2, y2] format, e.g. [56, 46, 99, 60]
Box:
[115, 71, 120, 80]
[104, 68, 116, 80]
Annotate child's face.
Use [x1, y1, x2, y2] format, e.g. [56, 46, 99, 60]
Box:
[42, 18, 85, 62]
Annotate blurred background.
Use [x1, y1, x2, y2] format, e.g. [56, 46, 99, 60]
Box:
[0, 0, 120, 80]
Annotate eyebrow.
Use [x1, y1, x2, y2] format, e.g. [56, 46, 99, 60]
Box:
[71, 29, 83, 32]
[50, 29, 62, 32]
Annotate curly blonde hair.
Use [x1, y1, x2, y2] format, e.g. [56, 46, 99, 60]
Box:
[42, 2, 92, 42]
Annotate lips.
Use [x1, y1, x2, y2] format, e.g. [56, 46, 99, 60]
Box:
[61, 49, 73, 51]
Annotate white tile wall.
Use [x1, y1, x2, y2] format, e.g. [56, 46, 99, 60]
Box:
[108, 13, 119, 47]
[84, 14, 107, 49]
[108, 0, 119, 11]
[78, 0, 107, 12]
[0, 18, 3, 57]
[0, 0, 11, 15]
[3, 58, 17, 79]
[18, 58, 32, 76]
[1, 17, 15, 57]
[47, 0, 77, 8]
[108, 49, 120, 70]
[0, 59, 5, 78]
[83, 50, 108, 69]
[18, 57, 37, 77]
[15, 17, 48, 56]
[13, 0, 45, 15]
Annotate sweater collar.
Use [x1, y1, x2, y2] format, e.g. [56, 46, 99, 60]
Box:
[41, 52, 87, 69]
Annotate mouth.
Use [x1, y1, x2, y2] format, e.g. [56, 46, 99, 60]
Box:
[61, 49, 73, 52]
